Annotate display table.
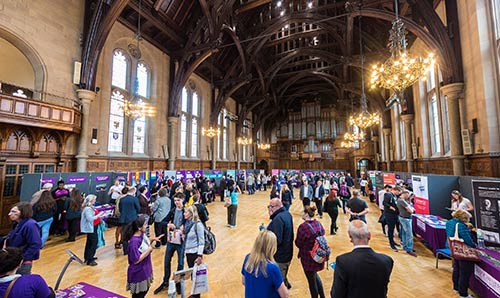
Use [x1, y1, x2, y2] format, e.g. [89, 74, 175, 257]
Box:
[470, 248, 500, 298]
[412, 214, 447, 254]
[56, 282, 125, 298]
[95, 204, 115, 219]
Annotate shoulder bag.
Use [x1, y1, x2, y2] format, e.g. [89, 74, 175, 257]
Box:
[448, 223, 480, 262]
[4, 276, 20, 298]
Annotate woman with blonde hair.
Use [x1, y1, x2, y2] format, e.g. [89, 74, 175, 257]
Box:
[183, 205, 205, 298]
[242, 230, 288, 298]
[450, 190, 474, 212]
[446, 209, 476, 298]
[80, 194, 104, 266]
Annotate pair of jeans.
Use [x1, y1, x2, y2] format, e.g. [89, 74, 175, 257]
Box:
[399, 216, 413, 252]
[277, 261, 291, 288]
[84, 225, 98, 264]
[227, 205, 237, 226]
[452, 259, 474, 296]
[162, 243, 184, 284]
[16, 263, 32, 275]
[37, 217, 53, 247]
[327, 210, 338, 234]
[154, 221, 167, 246]
[304, 270, 325, 298]
[314, 198, 323, 216]
[283, 203, 291, 211]
[302, 197, 311, 208]
[67, 217, 80, 241]
[186, 253, 201, 298]
[340, 198, 348, 214]
[385, 212, 399, 247]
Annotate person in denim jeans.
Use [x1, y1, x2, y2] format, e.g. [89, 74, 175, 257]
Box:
[31, 190, 56, 247]
[396, 190, 416, 257]
[154, 193, 186, 295]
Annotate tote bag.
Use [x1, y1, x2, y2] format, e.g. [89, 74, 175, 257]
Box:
[448, 223, 480, 262]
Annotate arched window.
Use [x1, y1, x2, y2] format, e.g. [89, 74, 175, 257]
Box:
[179, 85, 200, 158]
[424, 65, 448, 156]
[108, 50, 150, 154]
[38, 133, 59, 153]
[218, 108, 228, 160]
[6, 130, 31, 151]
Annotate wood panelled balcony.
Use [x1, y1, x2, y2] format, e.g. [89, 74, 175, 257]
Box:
[0, 93, 81, 133]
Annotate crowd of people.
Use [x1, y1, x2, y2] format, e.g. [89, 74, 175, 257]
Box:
[0, 171, 480, 298]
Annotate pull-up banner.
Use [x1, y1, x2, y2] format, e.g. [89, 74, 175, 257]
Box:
[472, 180, 500, 245]
[412, 175, 429, 215]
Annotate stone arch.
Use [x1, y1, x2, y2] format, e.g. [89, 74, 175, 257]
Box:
[0, 25, 47, 100]
[38, 131, 61, 153]
[5, 129, 34, 151]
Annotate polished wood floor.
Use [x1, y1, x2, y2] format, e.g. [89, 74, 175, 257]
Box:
[36, 189, 462, 297]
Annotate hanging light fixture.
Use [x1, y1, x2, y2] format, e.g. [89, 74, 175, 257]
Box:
[343, 131, 365, 142]
[340, 140, 355, 149]
[258, 143, 270, 150]
[370, 0, 435, 99]
[238, 137, 253, 146]
[202, 127, 220, 138]
[123, 0, 155, 119]
[348, 13, 380, 129]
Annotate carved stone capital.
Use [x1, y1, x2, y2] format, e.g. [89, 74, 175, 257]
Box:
[440, 83, 465, 100]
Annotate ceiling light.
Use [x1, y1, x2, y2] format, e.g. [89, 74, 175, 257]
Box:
[307, 2, 313, 8]
[280, 10, 285, 16]
[277, 1, 282, 8]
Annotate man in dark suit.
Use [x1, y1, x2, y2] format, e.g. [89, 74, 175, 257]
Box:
[313, 180, 326, 218]
[331, 220, 394, 298]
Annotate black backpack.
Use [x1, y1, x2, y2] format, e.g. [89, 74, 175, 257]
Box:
[195, 222, 216, 255]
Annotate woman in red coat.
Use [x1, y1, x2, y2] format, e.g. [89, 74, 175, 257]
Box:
[295, 205, 325, 298]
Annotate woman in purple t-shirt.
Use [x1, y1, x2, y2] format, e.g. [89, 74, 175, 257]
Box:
[123, 215, 163, 298]
[0, 247, 53, 298]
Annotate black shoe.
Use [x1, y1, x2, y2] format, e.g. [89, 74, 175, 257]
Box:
[87, 261, 98, 266]
[65, 239, 75, 242]
[390, 246, 399, 252]
[176, 282, 182, 294]
[394, 243, 402, 248]
[154, 283, 167, 294]
[285, 282, 292, 289]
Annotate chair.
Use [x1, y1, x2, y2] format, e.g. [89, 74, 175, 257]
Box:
[435, 248, 452, 268]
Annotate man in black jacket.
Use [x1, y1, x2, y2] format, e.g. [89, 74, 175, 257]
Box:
[383, 186, 402, 251]
[267, 198, 294, 289]
[331, 220, 394, 298]
[219, 176, 227, 202]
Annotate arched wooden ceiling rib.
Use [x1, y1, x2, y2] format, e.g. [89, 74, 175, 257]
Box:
[221, 25, 247, 74]
[278, 71, 342, 99]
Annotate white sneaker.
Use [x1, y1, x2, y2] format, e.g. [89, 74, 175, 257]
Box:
[459, 294, 473, 298]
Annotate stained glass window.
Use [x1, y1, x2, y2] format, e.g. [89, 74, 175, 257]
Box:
[112, 50, 127, 89]
[133, 116, 146, 154]
[108, 90, 125, 152]
[179, 86, 200, 158]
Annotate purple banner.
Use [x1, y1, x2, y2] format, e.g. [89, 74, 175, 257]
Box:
[115, 175, 126, 181]
[41, 177, 56, 185]
[95, 175, 110, 182]
[185, 170, 195, 179]
[212, 170, 221, 175]
[194, 170, 203, 177]
[176, 170, 185, 181]
[68, 176, 87, 183]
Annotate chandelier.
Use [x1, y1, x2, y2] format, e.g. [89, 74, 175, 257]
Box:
[123, 0, 155, 119]
[201, 126, 220, 138]
[340, 140, 355, 148]
[370, 0, 435, 98]
[238, 137, 253, 145]
[344, 131, 365, 142]
[349, 14, 380, 129]
[257, 143, 270, 150]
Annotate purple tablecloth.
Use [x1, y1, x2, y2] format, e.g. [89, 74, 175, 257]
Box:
[412, 214, 447, 254]
[56, 282, 125, 298]
[470, 248, 500, 298]
[95, 204, 115, 219]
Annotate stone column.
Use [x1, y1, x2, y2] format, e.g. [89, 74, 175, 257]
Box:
[401, 114, 414, 172]
[441, 83, 465, 175]
[211, 137, 216, 170]
[383, 128, 392, 171]
[167, 116, 179, 170]
[76, 89, 96, 172]
[372, 136, 379, 170]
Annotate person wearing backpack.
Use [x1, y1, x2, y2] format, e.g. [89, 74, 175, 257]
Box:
[295, 206, 326, 298]
[183, 205, 205, 298]
[338, 182, 351, 214]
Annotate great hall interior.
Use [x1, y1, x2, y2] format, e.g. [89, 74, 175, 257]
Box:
[1, 0, 500, 297]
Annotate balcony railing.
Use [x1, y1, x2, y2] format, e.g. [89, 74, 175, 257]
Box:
[0, 93, 81, 133]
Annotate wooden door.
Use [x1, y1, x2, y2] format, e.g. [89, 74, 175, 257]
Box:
[0, 164, 29, 233]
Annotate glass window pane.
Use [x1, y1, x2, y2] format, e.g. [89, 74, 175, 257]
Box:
[223, 128, 227, 159]
[3, 176, 15, 196]
[192, 92, 199, 116]
[133, 117, 146, 154]
[191, 118, 198, 157]
[6, 165, 17, 175]
[137, 63, 149, 98]
[400, 121, 406, 159]
[34, 165, 44, 173]
[112, 50, 128, 89]
[181, 88, 188, 113]
[108, 90, 125, 152]
[18, 164, 29, 174]
[441, 96, 450, 153]
[180, 114, 187, 157]
[430, 95, 441, 153]
[45, 165, 55, 173]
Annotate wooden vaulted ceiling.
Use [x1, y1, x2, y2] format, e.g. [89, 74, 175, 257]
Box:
[86, 0, 451, 129]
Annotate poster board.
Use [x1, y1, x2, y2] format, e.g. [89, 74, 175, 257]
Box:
[412, 175, 430, 215]
[472, 180, 500, 245]
[383, 173, 396, 186]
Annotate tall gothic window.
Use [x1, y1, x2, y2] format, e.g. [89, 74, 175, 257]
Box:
[179, 85, 200, 158]
[108, 49, 150, 154]
[218, 109, 228, 160]
[424, 65, 448, 156]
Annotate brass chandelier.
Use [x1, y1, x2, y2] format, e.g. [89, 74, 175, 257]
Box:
[340, 140, 355, 149]
[201, 126, 220, 138]
[349, 14, 380, 129]
[257, 143, 270, 150]
[344, 131, 365, 142]
[370, 0, 435, 98]
[238, 137, 253, 145]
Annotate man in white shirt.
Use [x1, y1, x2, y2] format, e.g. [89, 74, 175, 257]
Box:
[108, 179, 123, 204]
[299, 180, 313, 208]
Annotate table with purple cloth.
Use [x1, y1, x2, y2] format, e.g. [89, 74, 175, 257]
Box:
[95, 203, 115, 219]
[56, 282, 125, 298]
[470, 248, 500, 298]
[412, 214, 447, 254]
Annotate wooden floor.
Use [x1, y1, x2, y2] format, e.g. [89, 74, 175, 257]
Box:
[36, 189, 463, 297]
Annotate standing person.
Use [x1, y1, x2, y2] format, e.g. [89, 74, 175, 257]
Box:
[64, 188, 83, 242]
[346, 190, 369, 223]
[241, 230, 289, 298]
[183, 205, 205, 298]
[280, 184, 293, 211]
[313, 180, 325, 218]
[323, 189, 341, 235]
[219, 176, 227, 202]
[383, 186, 402, 252]
[446, 210, 477, 298]
[137, 186, 151, 236]
[80, 195, 104, 266]
[299, 180, 313, 208]
[31, 190, 56, 247]
[119, 187, 141, 254]
[0, 247, 54, 298]
[359, 177, 368, 197]
[193, 194, 209, 227]
[51, 180, 69, 235]
[377, 185, 392, 235]
[3, 202, 42, 275]
[450, 190, 474, 212]
[345, 173, 354, 191]
[295, 206, 326, 298]
[338, 181, 351, 214]
[397, 190, 417, 257]
[267, 198, 294, 290]
[227, 185, 240, 228]
[330, 220, 394, 298]
[151, 188, 171, 248]
[108, 179, 124, 204]
[123, 215, 163, 298]
[154, 193, 186, 295]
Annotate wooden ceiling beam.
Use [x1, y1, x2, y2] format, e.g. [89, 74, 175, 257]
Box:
[235, 0, 271, 15]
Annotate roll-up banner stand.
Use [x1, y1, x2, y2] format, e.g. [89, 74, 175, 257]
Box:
[471, 180, 500, 246]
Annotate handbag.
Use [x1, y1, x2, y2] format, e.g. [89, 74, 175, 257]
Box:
[168, 228, 183, 245]
[448, 223, 480, 262]
[224, 196, 231, 208]
[191, 263, 209, 295]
